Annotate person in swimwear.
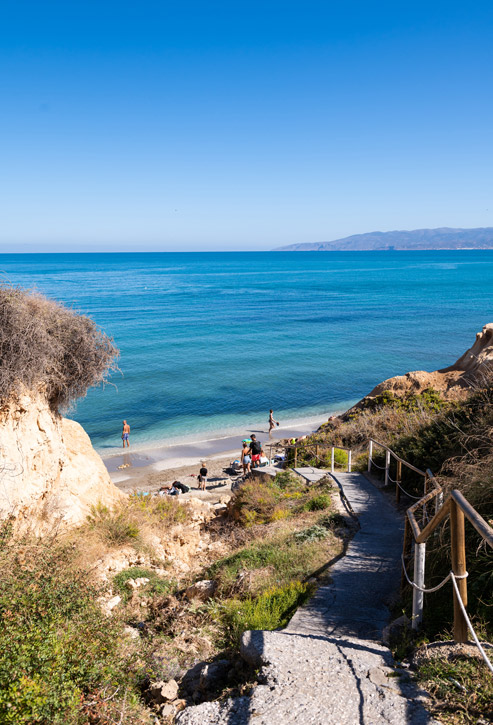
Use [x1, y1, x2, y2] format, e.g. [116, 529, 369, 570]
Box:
[268, 409, 279, 434]
[241, 440, 252, 474]
[122, 420, 130, 448]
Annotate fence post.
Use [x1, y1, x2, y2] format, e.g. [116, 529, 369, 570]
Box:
[347, 450, 352, 473]
[412, 542, 426, 630]
[450, 499, 468, 643]
[384, 449, 391, 487]
[401, 517, 411, 595]
[294, 446, 297, 468]
[331, 447, 335, 473]
[368, 440, 373, 472]
[396, 459, 402, 503]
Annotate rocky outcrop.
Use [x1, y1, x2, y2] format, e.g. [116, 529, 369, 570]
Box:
[0, 391, 125, 534]
[352, 323, 493, 409]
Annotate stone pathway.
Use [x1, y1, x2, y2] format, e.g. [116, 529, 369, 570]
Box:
[177, 473, 436, 725]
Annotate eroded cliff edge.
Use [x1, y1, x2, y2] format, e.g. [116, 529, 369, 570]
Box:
[0, 391, 125, 534]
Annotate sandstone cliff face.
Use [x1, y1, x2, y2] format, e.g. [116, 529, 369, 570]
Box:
[353, 323, 493, 408]
[0, 392, 125, 534]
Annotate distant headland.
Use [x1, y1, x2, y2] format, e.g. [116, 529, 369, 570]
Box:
[274, 227, 493, 251]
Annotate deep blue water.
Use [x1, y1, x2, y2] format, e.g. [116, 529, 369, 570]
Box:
[2, 251, 492, 452]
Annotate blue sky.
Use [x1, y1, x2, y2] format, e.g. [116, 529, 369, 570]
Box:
[1, 1, 492, 251]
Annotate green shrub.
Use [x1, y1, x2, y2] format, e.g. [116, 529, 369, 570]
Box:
[332, 449, 348, 468]
[128, 493, 188, 525]
[87, 504, 140, 547]
[318, 512, 347, 529]
[303, 494, 331, 511]
[113, 567, 172, 603]
[222, 581, 312, 645]
[292, 525, 329, 543]
[0, 538, 141, 724]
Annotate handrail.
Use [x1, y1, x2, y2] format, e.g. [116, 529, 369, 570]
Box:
[404, 481, 493, 647]
[369, 439, 493, 657]
[368, 438, 426, 477]
[368, 438, 432, 501]
[283, 442, 353, 473]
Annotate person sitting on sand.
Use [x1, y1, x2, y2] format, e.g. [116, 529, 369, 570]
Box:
[250, 434, 263, 468]
[121, 420, 130, 448]
[197, 463, 208, 491]
[241, 440, 251, 474]
[268, 409, 279, 434]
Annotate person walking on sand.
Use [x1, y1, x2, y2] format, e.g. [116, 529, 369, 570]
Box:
[250, 434, 263, 468]
[268, 409, 279, 434]
[241, 440, 252, 474]
[121, 420, 130, 448]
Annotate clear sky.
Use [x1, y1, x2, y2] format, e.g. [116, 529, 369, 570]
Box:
[1, 0, 493, 251]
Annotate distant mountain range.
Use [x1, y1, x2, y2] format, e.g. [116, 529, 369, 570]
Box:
[274, 227, 493, 251]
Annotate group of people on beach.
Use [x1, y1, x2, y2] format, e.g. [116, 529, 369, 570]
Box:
[119, 409, 281, 483]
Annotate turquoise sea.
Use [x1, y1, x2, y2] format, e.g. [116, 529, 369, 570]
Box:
[2, 251, 492, 454]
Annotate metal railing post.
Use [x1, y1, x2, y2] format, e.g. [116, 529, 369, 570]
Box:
[412, 542, 426, 630]
[331, 447, 335, 473]
[347, 450, 352, 473]
[384, 449, 391, 487]
[368, 440, 373, 472]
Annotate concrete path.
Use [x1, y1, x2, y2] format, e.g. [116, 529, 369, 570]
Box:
[177, 473, 436, 725]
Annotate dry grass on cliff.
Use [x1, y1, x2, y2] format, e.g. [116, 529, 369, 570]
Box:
[0, 284, 118, 412]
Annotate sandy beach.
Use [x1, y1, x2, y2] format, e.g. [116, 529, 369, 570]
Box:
[104, 414, 332, 495]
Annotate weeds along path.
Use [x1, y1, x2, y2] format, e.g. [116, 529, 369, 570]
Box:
[177, 473, 438, 725]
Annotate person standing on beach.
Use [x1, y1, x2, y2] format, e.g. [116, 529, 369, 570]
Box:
[121, 420, 130, 448]
[268, 409, 279, 434]
[241, 440, 252, 474]
[250, 434, 263, 468]
[197, 462, 208, 491]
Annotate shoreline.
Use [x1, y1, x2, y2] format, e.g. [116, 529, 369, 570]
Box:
[104, 410, 343, 487]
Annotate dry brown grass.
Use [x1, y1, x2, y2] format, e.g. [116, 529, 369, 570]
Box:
[0, 284, 118, 412]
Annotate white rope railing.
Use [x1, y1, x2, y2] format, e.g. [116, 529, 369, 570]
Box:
[401, 554, 467, 593]
[401, 555, 493, 674]
[388, 473, 423, 500]
[451, 573, 493, 675]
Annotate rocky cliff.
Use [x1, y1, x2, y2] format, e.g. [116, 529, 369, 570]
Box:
[0, 391, 125, 534]
[352, 323, 493, 409]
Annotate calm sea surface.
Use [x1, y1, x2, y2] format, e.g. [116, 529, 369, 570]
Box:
[2, 251, 492, 452]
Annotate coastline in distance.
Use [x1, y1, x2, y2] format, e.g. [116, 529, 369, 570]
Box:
[274, 227, 493, 251]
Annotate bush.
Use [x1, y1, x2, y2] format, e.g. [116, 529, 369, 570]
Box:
[0, 284, 118, 411]
[113, 567, 172, 602]
[0, 537, 142, 724]
[222, 581, 312, 645]
[303, 494, 331, 511]
[129, 492, 188, 525]
[87, 504, 140, 547]
[292, 525, 329, 543]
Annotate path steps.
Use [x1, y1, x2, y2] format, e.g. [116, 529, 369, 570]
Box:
[177, 473, 436, 725]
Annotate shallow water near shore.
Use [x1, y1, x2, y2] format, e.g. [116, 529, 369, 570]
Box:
[2, 250, 493, 458]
